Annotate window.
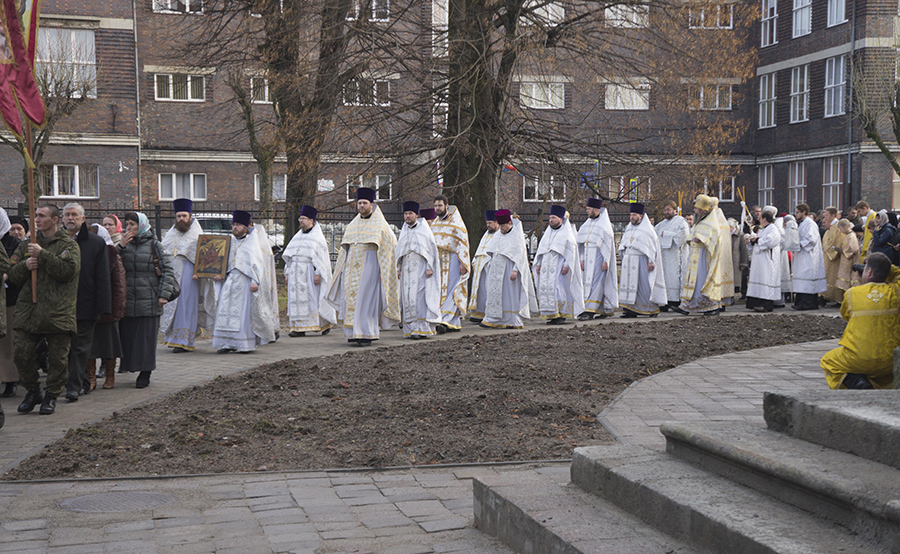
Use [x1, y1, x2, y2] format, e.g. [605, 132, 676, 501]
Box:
[347, 174, 391, 201]
[155, 74, 205, 101]
[761, 0, 777, 46]
[251, 78, 270, 104]
[159, 173, 207, 201]
[704, 176, 735, 202]
[689, 4, 734, 28]
[759, 73, 776, 128]
[793, 0, 811, 37]
[788, 161, 807, 208]
[523, 0, 565, 25]
[433, 102, 448, 138]
[827, 0, 846, 26]
[342, 78, 390, 106]
[348, 0, 389, 21]
[824, 56, 845, 117]
[34, 28, 97, 98]
[690, 83, 732, 110]
[38, 164, 99, 198]
[606, 82, 650, 110]
[520, 82, 565, 109]
[822, 157, 842, 209]
[758, 165, 774, 206]
[605, 4, 649, 27]
[893, 166, 900, 210]
[790, 65, 809, 123]
[153, 0, 203, 14]
[524, 175, 566, 202]
[254, 174, 287, 202]
[432, 0, 448, 56]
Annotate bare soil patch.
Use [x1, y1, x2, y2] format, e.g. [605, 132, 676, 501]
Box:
[5, 315, 845, 480]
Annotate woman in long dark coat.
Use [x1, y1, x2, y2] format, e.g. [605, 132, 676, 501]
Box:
[0, 208, 21, 397]
[88, 224, 126, 389]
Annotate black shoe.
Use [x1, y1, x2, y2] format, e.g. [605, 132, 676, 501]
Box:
[322, 329, 330, 336]
[65, 390, 79, 403]
[1, 382, 17, 397]
[577, 313, 593, 321]
[17, 389, 43, 413]
[357, 339, 372, 347]
[620, 311, 637, 318]
[703, 309, 720, 316]
[172, 347, 189, 353]
[274, 332, 280, 341]
[217, 348, 236, 354]
[409, 334, 424, 340]
[659, 305, 669, 312]
[118, 367, 128, 374]
[436, 324, 447, 335]
[671, 306, 689, 315]
[135, 371, 151, 389]
[843, 373, 874, 390]
[478, 323, 490, 328]
[0, 403, 4, 429]
[447, 326, 461, 333]
[649, 313, 658, 318]
[80, 387, 90, 397]
[39, 395, 56, 415]
[469, 317, 483, 324]
[289, 331, 305, 337]
[547, 317, 566, 325]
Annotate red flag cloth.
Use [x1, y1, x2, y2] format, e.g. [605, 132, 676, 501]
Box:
[0, 0, 45, 138]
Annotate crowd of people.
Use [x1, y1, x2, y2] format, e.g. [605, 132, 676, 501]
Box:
[0, 191, 896, 425]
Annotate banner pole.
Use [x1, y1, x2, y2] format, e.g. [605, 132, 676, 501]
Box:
[25, 121, 37, 303]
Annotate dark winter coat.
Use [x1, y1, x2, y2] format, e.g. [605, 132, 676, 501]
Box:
[100, 245, 126, 322]
[119, 231, 175, 318]
[2, 232, 20, 307]
[73, 222, 112, 321]
[871, 224, 898, 265]
[8, 228, 80, 335]
[0, 244, 8, 337]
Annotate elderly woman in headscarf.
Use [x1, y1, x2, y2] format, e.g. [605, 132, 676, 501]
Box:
[0, 208, 19, 398]
[870, 210, 897, 264]
[118, 212, 175, 389]
[101, 214, 123, 246]
[88, 224, 127, 390]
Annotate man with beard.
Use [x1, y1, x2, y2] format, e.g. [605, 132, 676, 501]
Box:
[282, 205, 334, 337]
[325, 188, 400, 346]
[396, 201, 441, 339]
[618, 203, 667, 317]
[655, 200, 689, 312]
[820, 206, 843, 306]
[467, 210, 499, 323]
[161, 199, 213, 353]
[791, 203, 827, 310]
[480, 210, 537, 329]
[62, 203, 110, 401]
[210, 210, 277, 353]
[533, 205, 584, 324]
[678, 194, 734, 315]
[430, 195, 470, 333]
[577, 197, 617, 320]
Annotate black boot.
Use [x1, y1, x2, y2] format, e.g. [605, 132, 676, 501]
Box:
[1, 382, 17, 397]
[39, 395, 57, 415]
[0, 401, 5, 429]
[136, 371, 151, 389]
[17, 389, 44, 413]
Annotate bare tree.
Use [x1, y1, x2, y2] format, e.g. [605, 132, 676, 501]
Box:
[853, 50, 900, 177]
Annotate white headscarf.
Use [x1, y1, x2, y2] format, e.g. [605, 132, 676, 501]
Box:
[0, 207, 10, 237]
[92, 223, 114, 246]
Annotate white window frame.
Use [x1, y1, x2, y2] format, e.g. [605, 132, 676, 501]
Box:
[254, 174, 287, 202]
[704, 176, 735, 202]
[689, 4, 734, 29]
[155, 74, 205, 102]
[790, 65, 809, 123]
[346, 174, 392, 201]
[159, 173, 207, 201]
[520, 82, 565, 110]
[522, 0, 565, 25]
[34, 28, 97, 99]
[432, 0, 448, 56]
[153, 0, 204, 14]
[690, 83, 732, 110]
[523, 175, 566, 202]
[758, 165, 774, 206]
[605, 81, 651, 110]
[251, 77, 270, 104]
[788, 161, 807, 208]
[822, 157, 842, 210]
[605, 4, 649, 27]
[824, 56, 845, 117]
[761, 0, 777, 47]
[347, 0, 390, 21]
[792, 0, 811, 37]
[342, 78, 390, 106]
[38, 164, 100, 199]
[759, 73, 776, 128]
[827, 0, 846, 26]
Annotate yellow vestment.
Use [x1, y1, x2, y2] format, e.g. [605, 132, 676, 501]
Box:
[861, 211, 876, 260]
[822, 224, 843, 302]
[681, 208, 734, 304]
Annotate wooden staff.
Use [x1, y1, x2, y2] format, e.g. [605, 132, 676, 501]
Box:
[25, 121, 36, 303]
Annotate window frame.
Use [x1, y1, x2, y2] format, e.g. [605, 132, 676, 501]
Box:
[254, 174, 287, 202]
[38, 163, 100, 199]
[346, 174, 392, 202]
[792, 0, 811, 37]
[347, 0, 390, 21]
[690, 83, 733, 110]
[523, 175, 566, 203]
[758, 165, 774, 207]
[520, 81, 565, 110]
[704, 176, 735, 202]
[34, 27, 97, 99]
[759, 73, 776, 128]
[790, 65, 809, 123]
[689, 4, 734, 29]
[605, 4, 650, 28]
[822, 156, 842, 210]
[788, 161, 807, 208]
[605, 81, 651, 110]
[251, 77, 271, 104]
[827, 0, 847, 26]
[158, 172, 208, 201]
[155, 73, 206, 102]
[824, 56, 845, 117]
[152, 0, 204, 14]
[761, 0, 777, 47]
[342, 78, 390, 106]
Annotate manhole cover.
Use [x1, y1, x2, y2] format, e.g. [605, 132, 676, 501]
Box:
[59, 491, 176, 513]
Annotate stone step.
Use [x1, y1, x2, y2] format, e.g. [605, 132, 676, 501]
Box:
[571, 444, 887, 554]
[661, 420, 900, 552]
[763, 390, 900, 470]
[473, 466, 698, 554]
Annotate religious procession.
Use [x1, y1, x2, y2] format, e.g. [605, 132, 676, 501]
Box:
[0, 189, 896, 421]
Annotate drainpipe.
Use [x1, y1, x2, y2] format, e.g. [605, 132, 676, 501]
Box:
[846, 0, 857, 206]
[133, 0, 142, 208]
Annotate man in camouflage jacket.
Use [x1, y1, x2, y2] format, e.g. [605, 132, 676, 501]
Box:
[8, 204, 80, 415]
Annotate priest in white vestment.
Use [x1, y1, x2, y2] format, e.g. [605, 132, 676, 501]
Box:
[678, 194, 734, 315]
[252, 223, 281, 337]
[211, 210, 277, 353]
[467, 210, 499, 323]
[577, 198, 617, 319]
[791, 203, 827, 310]
[161, 198, 214, 353]
[282, 205, 334, 337]
[324, 187, 401, 346]
[746, 206, 782, 312]
[431, 196, 470, 332]
[618, 203, 667, 317]
[655, 200, 690, 311]
[780, 213, 798, 306]
[396, 201, 441, 339]
[533, 205, 584, 324]
[480, 210, 537, 329]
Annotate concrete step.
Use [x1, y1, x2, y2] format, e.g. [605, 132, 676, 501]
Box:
[763, 390, 900, 470]
[570, 444, 888, 554]
[473, 466, 698, 554]
[661, 420, 900, 552]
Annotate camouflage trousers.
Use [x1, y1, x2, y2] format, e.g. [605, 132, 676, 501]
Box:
[14, 331, 70, 398]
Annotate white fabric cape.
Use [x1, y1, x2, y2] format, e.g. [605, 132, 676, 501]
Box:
[396, 218, 442, 324]
[161, 218, 215, 333]
[747, 223, 782, 300]
[533, 217, 585, 317]
[282, 222, 336, 323]
[467, 229, 496, 313]
[577, 209, 618, 310]
[793, 216, 827, 293]
[430, 205, 470, 313]
[485, 219, 537, 319]
[617, 215, 667, 307]
[253, 226, 281, 331]
[655, 215, 690, 300]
